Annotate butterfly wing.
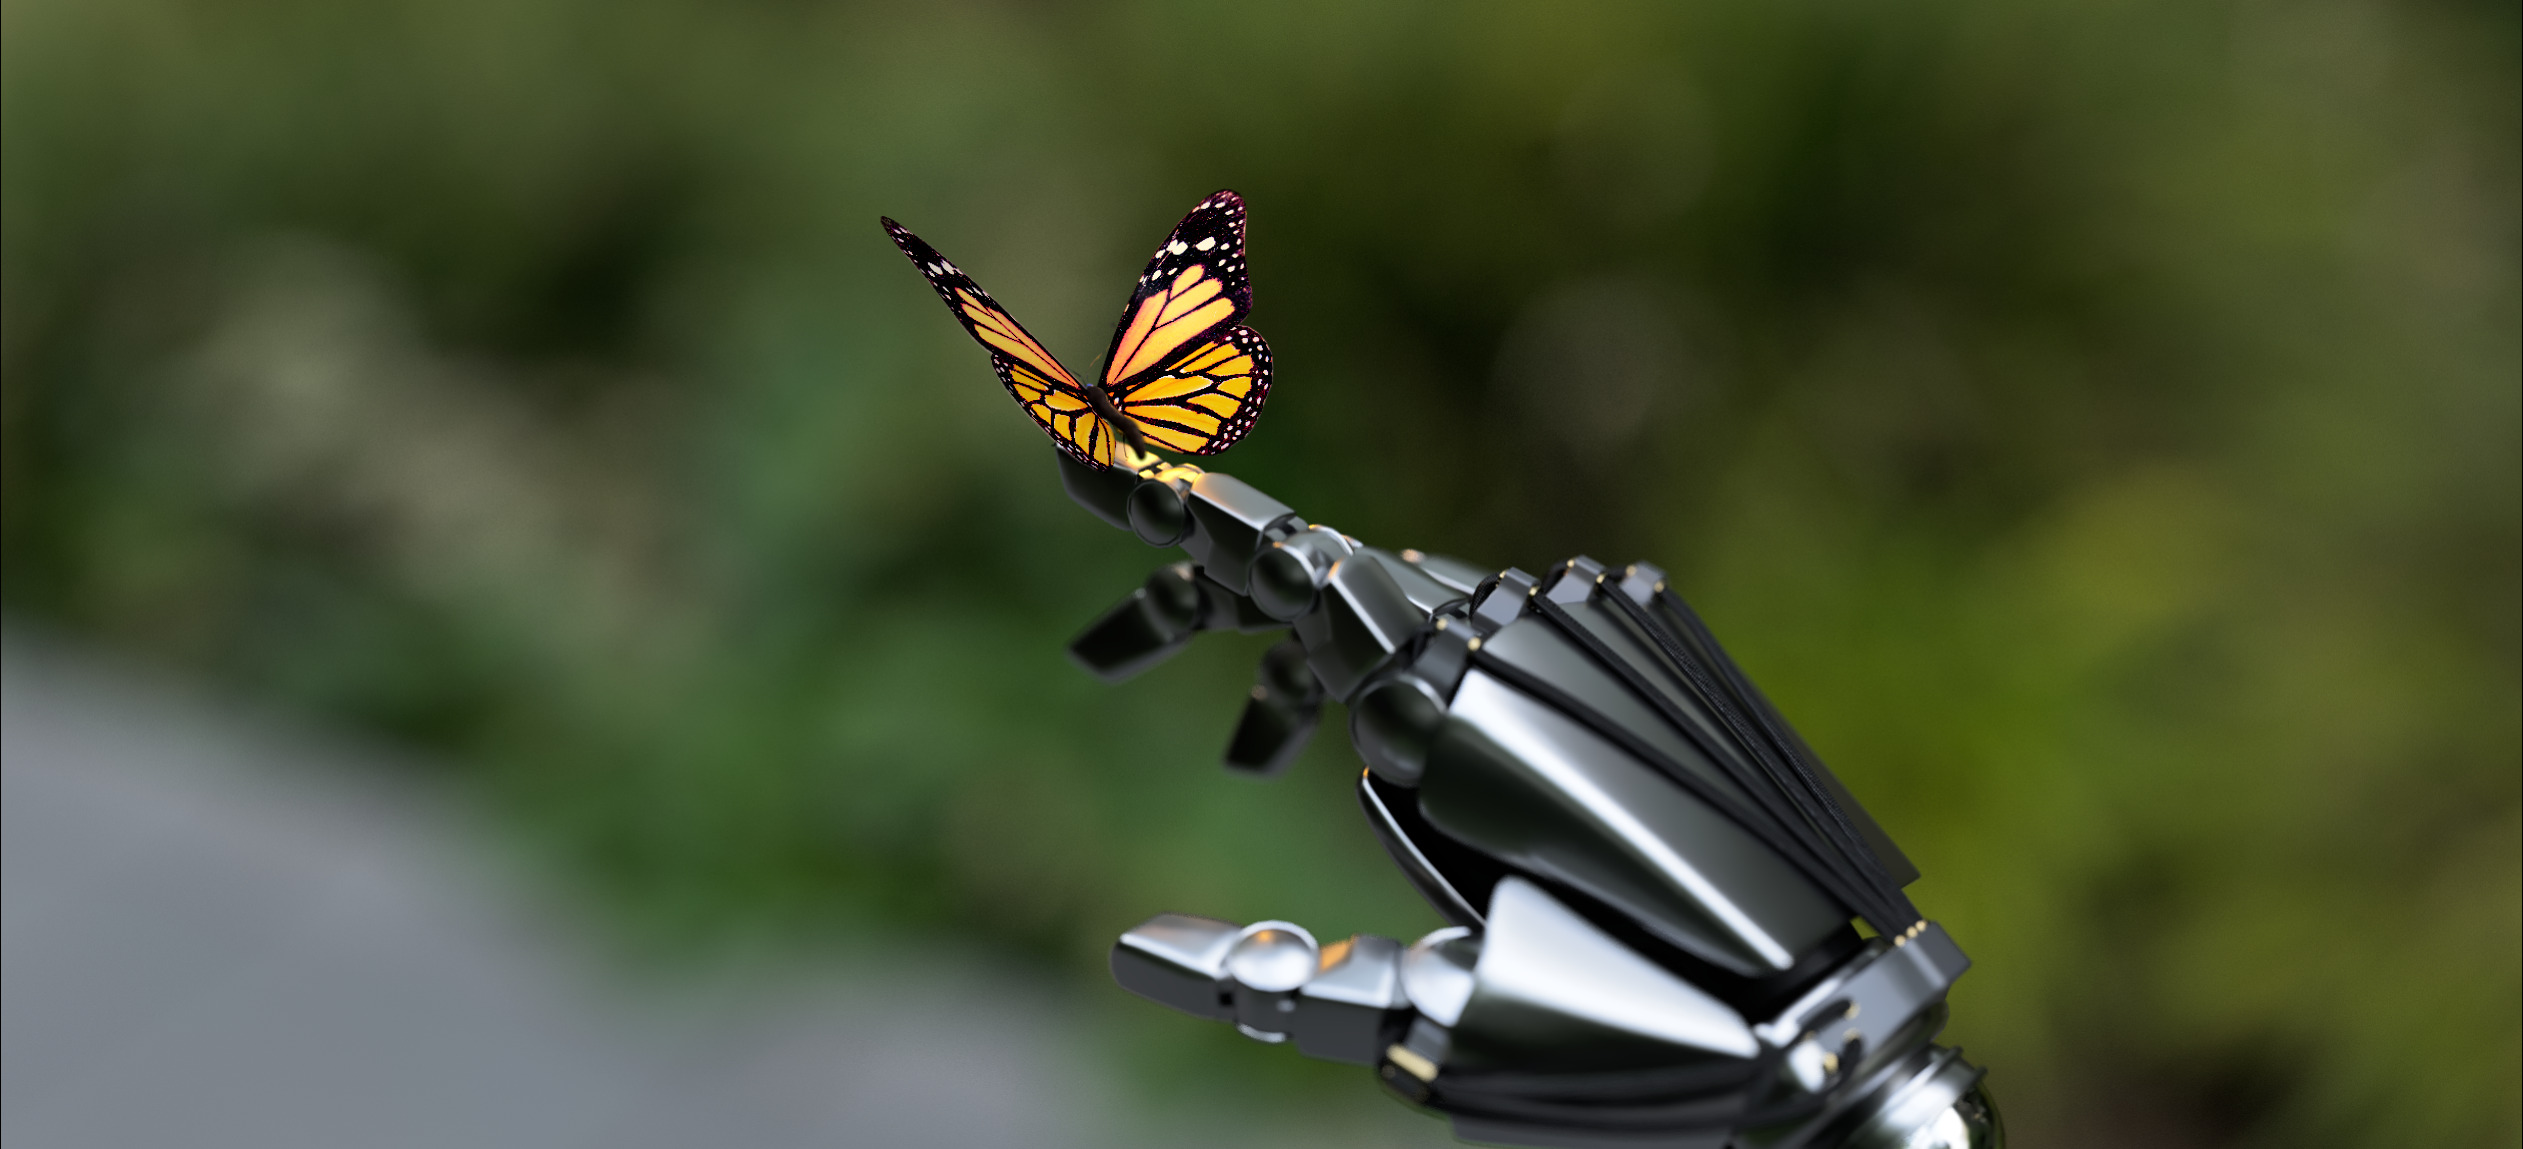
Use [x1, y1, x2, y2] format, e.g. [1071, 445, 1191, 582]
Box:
[1109, 326, 1273, 455]
[883, 218, 1121, 467]
[1099, 190, 1273, 456]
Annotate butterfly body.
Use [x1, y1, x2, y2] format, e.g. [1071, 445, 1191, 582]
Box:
[884, 191, 1273, 468]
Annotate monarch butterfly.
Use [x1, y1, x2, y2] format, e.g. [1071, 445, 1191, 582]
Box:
[883, 191, 1273, 468]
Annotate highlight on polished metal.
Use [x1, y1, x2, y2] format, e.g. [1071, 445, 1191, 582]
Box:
[1061, 451, 2000, 1148]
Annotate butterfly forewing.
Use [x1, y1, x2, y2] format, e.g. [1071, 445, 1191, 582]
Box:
[1099, 191, 1271, 455]
[882, 218, 1116, 466]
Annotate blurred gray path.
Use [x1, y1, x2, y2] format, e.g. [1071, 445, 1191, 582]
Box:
[1, 632, 1446, 1149]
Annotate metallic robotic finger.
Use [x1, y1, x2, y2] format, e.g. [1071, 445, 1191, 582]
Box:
[1060, 450, 2001, 1149]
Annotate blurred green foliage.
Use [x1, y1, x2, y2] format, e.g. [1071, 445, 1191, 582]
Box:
[4, 0, 2516, 1143]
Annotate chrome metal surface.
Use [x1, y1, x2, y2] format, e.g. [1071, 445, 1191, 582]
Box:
[1359, 547, 1471, 614]
[1358, 775, 1486, 926]
[1477, 615, 1746, 803]
[1227, 921, 1320, 1037]
[1294, 555, 1424, 701]
[1303, 935, 1409, 1010]
[1753, 925, 1968, 1067]
[1352, 673, 1447, 785]
[1181, 470, 1295, 595]
[1900, 1082, 2003, 1149]
[1109, 914, 1239, 1020]
[1470, 568, 1539, 634]
[1065, 572, 1196, 682]
[1403, 550, 1492, 596]
[1421, 671, 1844, 974]
[1223, 638, 1323, 776]
[1399, 927, 1479, 1027]
[1292, 935, 1412, 1064]
[1061, 456, 1982, 1149]
[1609, 563, 1920, 890]
[1835, 1049, 1996, 1149]
[1251, 525, 1353, 620]
[1446, 878, 1758, 1071]
[1054, 449, 1137, 531]
[1126, 475, 1193, 545]
[1226, 921, 1320, 991]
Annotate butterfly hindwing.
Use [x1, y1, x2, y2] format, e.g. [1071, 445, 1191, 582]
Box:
[1111, 324, 1273, 456]
[1002, 352, 1119, 468]
[882, 217, 1116, 466]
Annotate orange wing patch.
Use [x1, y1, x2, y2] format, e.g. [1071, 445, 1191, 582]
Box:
[956, 289, 1078, 391]
[1107, 266, 1237, 386]
[954, 288, 1116, 466]
[885, 190, 1272, 469]
[1003, 355, 1117, 467]
[884, 216, 1121, 467]
[1112, 325, 1273, 456]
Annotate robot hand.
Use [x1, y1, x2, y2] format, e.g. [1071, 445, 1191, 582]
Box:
[1056, 451, 2000, 1149]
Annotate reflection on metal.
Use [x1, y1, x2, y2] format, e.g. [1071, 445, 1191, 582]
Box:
[1399, 927, 1479, 1027]
[1294, 554, 1426, 701]
[1111, 914, 1410, 1067]
[1423, 671, 1842, 974]
[1063, 451, 1985, 1148]
[1180, 469, 1296, 596]
[1226, 921, 1318, 1037]
[1449, 878, 1758, 1070]
[1358, 774, 1485, 926]
[1823, 1047, 2001, 1149]
[1294, 934, 1412, 1064]
[1358, 547, 1470, 614]
[1109, 913, 1239, 1020]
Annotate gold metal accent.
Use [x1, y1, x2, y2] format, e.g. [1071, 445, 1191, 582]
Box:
[1386, 1044, 1439, 1082]
[1401, 548, 1425, 563]
[1465, 637, 1483, 652]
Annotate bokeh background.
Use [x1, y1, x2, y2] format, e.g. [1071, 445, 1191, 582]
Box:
[4, 0, 2516, 1145]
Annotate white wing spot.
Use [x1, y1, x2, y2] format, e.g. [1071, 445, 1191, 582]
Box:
[1195, 237, 1217, 251]
[1170, 241, 1188, 254]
